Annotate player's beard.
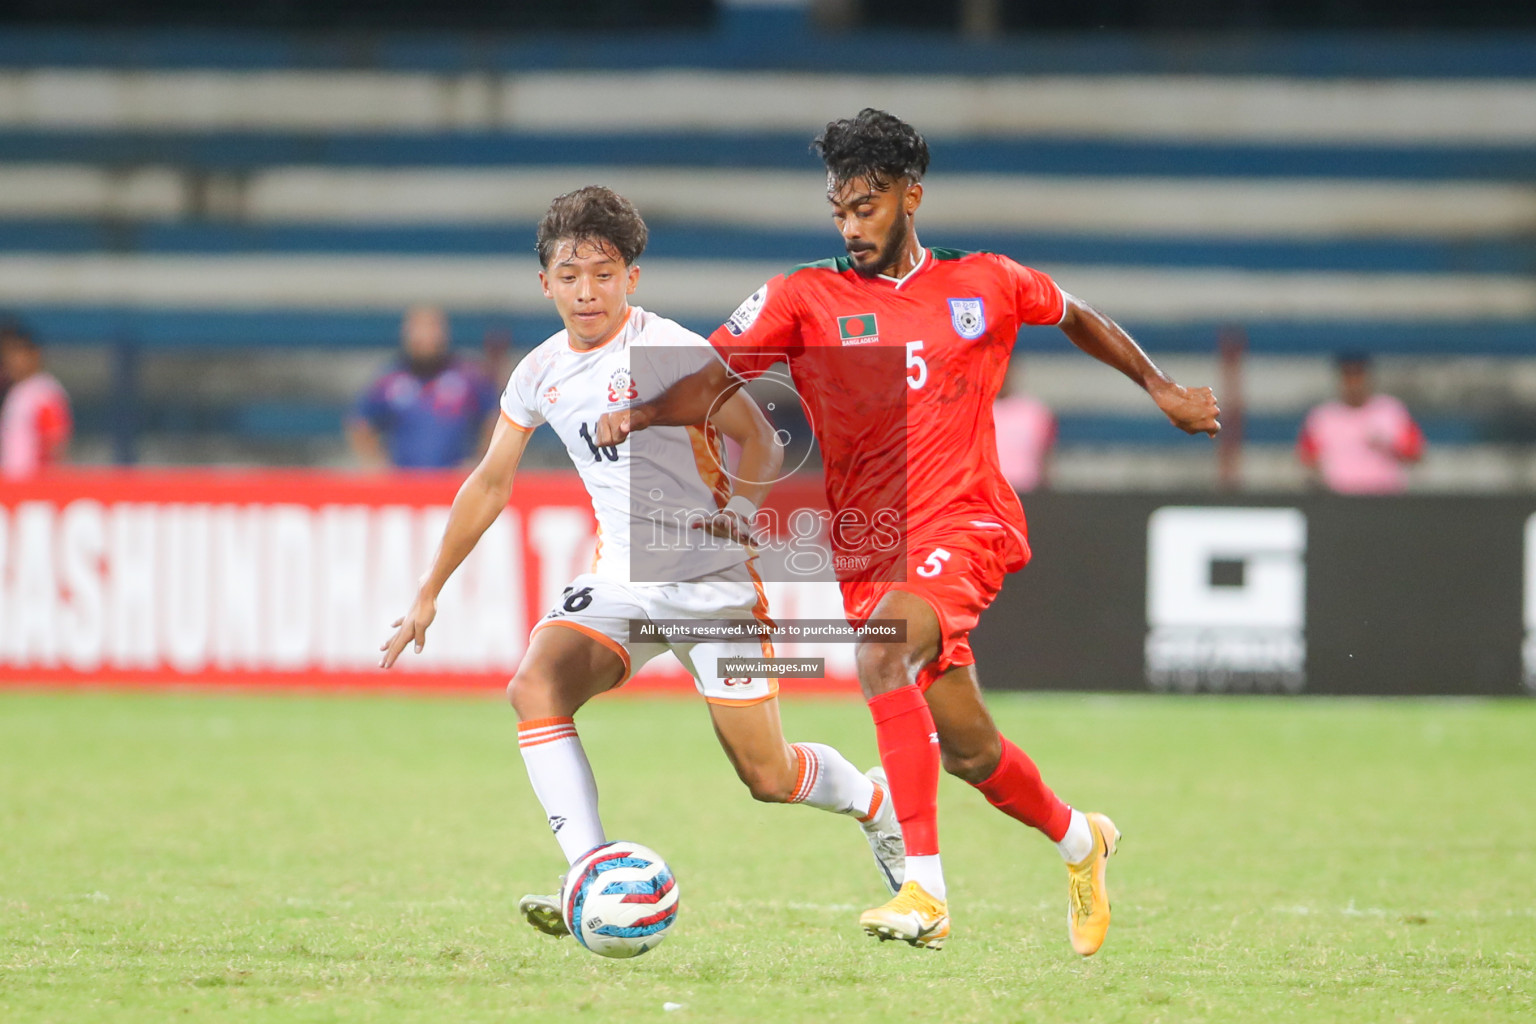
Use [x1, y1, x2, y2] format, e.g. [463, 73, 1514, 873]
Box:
[849, 214, 910, 280]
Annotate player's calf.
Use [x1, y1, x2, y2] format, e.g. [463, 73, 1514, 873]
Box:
[937, 731, 1002, 784]
[730, 749, 799, 804]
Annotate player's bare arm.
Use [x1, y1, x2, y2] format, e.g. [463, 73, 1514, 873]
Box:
[379, 416, 530, 667]
[1059, 296, 1222, 437]
[693, 389, 784, 544]
[593, 357, 744, 447]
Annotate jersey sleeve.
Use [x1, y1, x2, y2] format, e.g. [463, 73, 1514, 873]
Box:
[499, 353, 544, 431]
[707, 275, 804, 380]
[997, 255, 1067, 328]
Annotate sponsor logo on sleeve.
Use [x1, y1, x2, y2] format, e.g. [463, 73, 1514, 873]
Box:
[837, 313, 879, 345]
[725, 284, 769, 336]
[948, 298, 986, 340]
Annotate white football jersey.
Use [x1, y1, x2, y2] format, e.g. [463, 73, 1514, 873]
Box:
[502, 305, 747, 584]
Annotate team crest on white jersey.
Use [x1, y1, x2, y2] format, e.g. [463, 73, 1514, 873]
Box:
[725, 284, 768, 336]
[543, 385, 560, 405]
[607, 368, 638, 403]
[949, 298, 986, 340]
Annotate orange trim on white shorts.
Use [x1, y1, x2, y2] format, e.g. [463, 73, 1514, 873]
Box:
[530, 619, 633, 683]
[704, 679, 780, 707]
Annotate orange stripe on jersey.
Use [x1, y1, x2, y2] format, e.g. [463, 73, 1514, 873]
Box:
[500, 408, 535, 432]
[744, 559, 777, 659]
[685, 421, 733, 511]
[566, 306, 633, 353]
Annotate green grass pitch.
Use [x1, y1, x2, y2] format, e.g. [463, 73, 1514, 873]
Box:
[2, 689, 1532, 1023]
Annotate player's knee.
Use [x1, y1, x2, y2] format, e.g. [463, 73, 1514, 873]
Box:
[940, 736, 1001, 784]
[506, 667, 555, 718]
[855, 641, 914, 696]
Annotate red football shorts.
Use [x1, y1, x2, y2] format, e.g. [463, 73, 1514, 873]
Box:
[841, 521, 1030, 690]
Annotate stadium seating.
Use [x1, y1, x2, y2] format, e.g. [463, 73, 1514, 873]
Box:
[1, 26, 1533, 481]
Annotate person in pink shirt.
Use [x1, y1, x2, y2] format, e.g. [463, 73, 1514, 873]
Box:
[1297, 354, 1424, 494]
[0, 320, 73, 480]
[992, 367, 1057, 492]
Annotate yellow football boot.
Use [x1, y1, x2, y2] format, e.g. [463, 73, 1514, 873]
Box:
[859, 880, 950, 950]
[1066, 812, 1120, 956]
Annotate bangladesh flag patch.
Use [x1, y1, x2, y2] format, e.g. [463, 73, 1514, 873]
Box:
[837, 313, 879, 344]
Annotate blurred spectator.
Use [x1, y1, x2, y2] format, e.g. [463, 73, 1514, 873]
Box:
[0, 319, 73, 480]
[1297, 353, 1424, 494]
[347, 306, 499, 469]
[992, 366, 1056, 491]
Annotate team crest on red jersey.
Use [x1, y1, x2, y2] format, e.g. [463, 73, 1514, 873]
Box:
[607, 368, 638, 403]
[948, 298, 986, 340]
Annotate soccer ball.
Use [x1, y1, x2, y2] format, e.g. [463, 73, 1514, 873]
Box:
[560, 841, 679, 958]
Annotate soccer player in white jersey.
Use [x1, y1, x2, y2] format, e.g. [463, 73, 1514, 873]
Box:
[379, 187, 903, 937]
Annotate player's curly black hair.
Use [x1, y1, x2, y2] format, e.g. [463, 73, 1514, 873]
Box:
[536, 185, 649, 267]
[812, 108, 930, 191]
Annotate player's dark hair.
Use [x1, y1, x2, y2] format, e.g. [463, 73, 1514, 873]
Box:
[536, 186, 649, 267]
[813, 108, 930, 191]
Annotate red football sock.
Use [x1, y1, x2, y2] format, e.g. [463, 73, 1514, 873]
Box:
[973, 735, 1072, 842]
[866, 684, 941, 857]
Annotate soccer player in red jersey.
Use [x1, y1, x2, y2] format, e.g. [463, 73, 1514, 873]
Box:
[596, 109, 1221, 952]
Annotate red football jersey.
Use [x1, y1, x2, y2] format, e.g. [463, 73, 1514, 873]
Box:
[709, 246, 1065, 578]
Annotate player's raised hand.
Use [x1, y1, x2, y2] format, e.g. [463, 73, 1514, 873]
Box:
[1152, 382, 1222, 437]
[379, 593, 437, 669]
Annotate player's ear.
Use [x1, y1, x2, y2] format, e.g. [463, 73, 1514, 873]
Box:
[538, 270, 553, 300]
[906, 181, 923, 215]
[626, 263, 640, 294]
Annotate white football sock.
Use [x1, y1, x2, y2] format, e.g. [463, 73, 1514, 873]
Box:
[1057, 808, 1094, 864]
[788, 742, 878, 818]
[517, 716, 606, 866]
[904, 854, 946, 901]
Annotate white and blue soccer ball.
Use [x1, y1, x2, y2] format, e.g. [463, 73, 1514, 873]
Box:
[560, 841, 679, 958]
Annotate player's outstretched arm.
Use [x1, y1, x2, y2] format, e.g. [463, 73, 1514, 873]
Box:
[379, 416, 531, 668]
[1059, 296, 1222, 437]
[594, 359, 745, 447]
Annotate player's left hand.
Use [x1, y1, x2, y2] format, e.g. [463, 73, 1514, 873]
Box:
[691, 508, 761, 547]
[1153, 382, 1221, 437]
[379, 593, 437, 668]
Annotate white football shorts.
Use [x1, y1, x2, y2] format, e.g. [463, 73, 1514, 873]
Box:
[529, 561, 777, 705]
